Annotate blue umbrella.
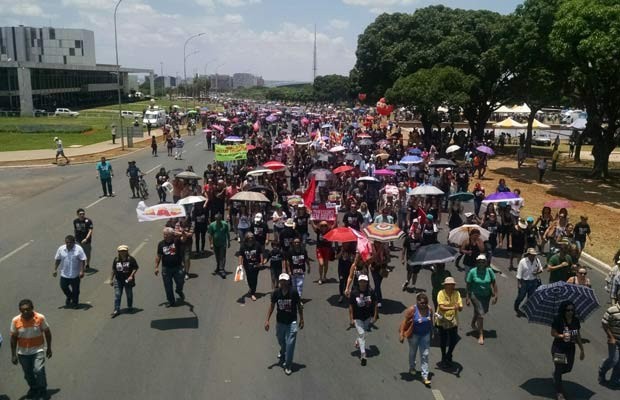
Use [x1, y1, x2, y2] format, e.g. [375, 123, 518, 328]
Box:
[400, 155, 423, 164]
[521, 281, 600, 326]
[387, 164, 406, 171]
[409, 148, 422, 155]
[449, 192, 475, 202]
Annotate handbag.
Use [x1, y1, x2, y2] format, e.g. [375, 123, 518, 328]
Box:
[553, 352, 568, 364]
[234, 265, 245, 282]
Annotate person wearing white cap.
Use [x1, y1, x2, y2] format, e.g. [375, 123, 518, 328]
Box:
[265, 273, 304, 376]
[348, 274, 378, 366]
[514, 248, 543, 317]
[250, 212, 269, 246]
[465, 254, 498, 345]
[109, 245, 139, 318]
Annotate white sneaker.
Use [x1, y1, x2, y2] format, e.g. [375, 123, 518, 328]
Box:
[284, 368, 292, 375]
[377, 302, 382, 308]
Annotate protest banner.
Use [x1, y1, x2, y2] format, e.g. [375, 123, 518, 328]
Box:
[215, 144, 247, 161]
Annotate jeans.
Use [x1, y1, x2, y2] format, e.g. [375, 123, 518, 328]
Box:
[514, 279, 539, 312]
[354, 318, 371, 356]
[161, 267, 184, 304]
[408, 333, 431, 377]
[599, 342, 620, 382]
[60, 276, 80, 305]
[100, 177, 113, 196]
[175, 148, 183, 159]
[291, 274, 305, 297]
[438, 326, 458, 363]
[213, 245, 227, 272]
[129, 177, 139, 196]
[18, 352, 47, 393]
[157, 186, 167, 203]
[552, 343, 575, 393]
[114, 278, 134, 311]
[276, 321, 298, 369]
[474, 199, 482, 216]
[371, 269, 383, 302]
[245, 265, 259, 295]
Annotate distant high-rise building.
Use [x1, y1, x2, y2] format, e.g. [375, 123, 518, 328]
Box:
[209, 74, 233, 91]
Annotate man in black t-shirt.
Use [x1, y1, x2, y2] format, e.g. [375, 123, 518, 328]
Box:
[109, 244, 139, 317]
[73, 208, 94, 270]
[343, 203, 364, 231]
[279, 219, 298, 252]
[574, 216, 592, 252]
[348, 275, 378, 366]
[401, 228, 421, 291]
[265, 273, 304, 375]
[285, 239, 311, 298]
[294, 205, 310, 244]
[155, 227, 186, 307]
[237, 233, 264, 302]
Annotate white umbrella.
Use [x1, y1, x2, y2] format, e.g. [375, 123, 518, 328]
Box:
[329, 145, 346, 153]
[175, 171, 202, 180]
[446, 145, 461, 154]
[177, 196, 207, 206]
[246, 168, 274, 176]
[231, 191, 271, 203]
[357, 176, 380, 182]
[448, 224, 490, 245]
[410, 185, 445, 196]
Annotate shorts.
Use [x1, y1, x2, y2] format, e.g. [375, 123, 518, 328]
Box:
[471, 294, 491, 317]
[316, 247, 332, 263]
[406, 262, 421, 274]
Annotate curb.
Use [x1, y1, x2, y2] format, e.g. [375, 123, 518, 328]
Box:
[580, 251, 611, 273]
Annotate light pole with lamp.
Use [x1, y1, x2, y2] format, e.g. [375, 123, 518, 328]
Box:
[114, 0, 125, 150]
[184, 50, 200, 109]
[183, 32, 205, 110]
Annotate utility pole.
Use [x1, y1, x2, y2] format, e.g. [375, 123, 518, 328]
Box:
[114, 0, 124, 151]
[313, 24, 317, 83]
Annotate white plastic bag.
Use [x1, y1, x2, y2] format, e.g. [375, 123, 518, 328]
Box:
[234, 265, 245, 282]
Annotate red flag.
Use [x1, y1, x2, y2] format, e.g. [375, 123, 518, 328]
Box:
[416, 207, 428, 225]
[302, 177, 316, 210]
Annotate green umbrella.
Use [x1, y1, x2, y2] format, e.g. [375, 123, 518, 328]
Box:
[449, 192, 474, 202]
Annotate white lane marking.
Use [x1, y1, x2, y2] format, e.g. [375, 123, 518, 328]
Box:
[86, 196, 107, 209]
[0, 240, 33, 264]
[145, 164, 162, 175]
[432, 389, 445, 400]
[131, 239, 149, 257]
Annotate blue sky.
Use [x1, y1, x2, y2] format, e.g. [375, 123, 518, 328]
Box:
[0, 0, 522, 81]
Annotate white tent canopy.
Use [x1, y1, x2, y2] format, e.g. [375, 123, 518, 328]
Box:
[494, 117, 527, 128]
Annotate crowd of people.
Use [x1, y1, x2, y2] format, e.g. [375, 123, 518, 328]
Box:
[7, 101, 620, 400]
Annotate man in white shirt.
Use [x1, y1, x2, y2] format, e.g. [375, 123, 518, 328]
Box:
[53, 235, 86, 308]
[514, 248, 543, 317]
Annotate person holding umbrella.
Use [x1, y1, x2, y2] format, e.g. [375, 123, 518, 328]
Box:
[459, 229, 485, 273]
[466, 255, 498, 345]
[550, 301, 585, 400]
[436, 277, 463, 369]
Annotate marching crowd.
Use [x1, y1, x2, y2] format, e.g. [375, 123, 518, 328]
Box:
[6, 101, 620, 400]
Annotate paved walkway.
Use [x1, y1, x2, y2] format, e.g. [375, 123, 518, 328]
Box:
[0, 128, 165, 163]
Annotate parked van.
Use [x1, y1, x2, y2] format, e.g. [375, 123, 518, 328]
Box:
[142, 109, 166, 127]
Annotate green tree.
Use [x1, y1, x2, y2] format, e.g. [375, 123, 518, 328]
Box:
[313, 75, 351, 102]
[501, 0, 564, 153]
[550, 0, 620, 178]
[386, 66, 474, 147]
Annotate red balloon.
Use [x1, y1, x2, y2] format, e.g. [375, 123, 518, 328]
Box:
[358, 93, 367, 101]
[379, 97, 386, 103]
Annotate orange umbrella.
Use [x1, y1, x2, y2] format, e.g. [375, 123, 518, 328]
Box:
[333, 165, 354, 174]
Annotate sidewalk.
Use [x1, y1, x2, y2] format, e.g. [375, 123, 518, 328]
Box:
[0, 128, 165, 164]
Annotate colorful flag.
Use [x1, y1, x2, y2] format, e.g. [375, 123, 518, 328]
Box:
[302, 176, 316, 210]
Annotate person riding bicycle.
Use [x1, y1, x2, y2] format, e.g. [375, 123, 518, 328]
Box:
[126, 161, 144, 199]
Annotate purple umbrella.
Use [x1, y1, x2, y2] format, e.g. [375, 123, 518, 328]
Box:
[223, 136, 243, 142]
[266, 114, 278, 123]
[477, 145, 495, 156]
[482, 191, 523, 203]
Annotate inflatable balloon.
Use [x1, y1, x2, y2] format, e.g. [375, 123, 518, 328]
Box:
[358, 93, 367, 101]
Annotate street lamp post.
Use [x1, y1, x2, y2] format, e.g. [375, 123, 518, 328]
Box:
[183, 32, 205, 110]
[184, 50, 199, 108]
[114, 0, 125, 150]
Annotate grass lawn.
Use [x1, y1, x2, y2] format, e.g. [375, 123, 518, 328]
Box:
[0, 115, 118, 151]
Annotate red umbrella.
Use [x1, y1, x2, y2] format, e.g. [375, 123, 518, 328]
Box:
[246, 144, 257, 151]
[333, 165, 354, 174]
[263, 161, 286, 171]
[544, 199, 573, 208]
[323, 227, 362, 243]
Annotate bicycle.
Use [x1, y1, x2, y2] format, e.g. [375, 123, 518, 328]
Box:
[138, 175, 149, 200]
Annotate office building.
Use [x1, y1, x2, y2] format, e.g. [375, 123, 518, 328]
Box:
[0, 25, 154, 115]
[209, 74, 233, 92]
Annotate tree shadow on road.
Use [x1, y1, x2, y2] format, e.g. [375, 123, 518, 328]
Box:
[520, 377, 596, 399]
[379, 299, 406, 315]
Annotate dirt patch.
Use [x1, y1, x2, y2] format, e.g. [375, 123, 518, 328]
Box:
[481, 156, 620, 264]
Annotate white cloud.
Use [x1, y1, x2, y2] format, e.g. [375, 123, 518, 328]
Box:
[194, 0, 260, 7]
[61, 0, 112, 10]
[224, 14, 243, 23]
[0, 1, 45, 16]
[342, 0, 415, 6]
[328, 19, 350, 30]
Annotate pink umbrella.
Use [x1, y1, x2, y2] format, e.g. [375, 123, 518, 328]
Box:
[544, 199, 573, 209]
[203, 129, 213, 133]
[374, 169, 396, 176]
[263, 161, 287, 171]
[301, 117, 310, 125]
[212, 125, 225, 132]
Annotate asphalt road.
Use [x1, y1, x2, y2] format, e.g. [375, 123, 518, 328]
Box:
[0, 134, 617, 400]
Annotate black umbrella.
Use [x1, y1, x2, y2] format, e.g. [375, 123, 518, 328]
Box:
[429, 158, 457, 168]
[409, 244, 459, 266]
[345, 153, 363, 162]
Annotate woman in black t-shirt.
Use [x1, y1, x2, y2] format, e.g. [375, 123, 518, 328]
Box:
[550, 301, 585, 398]
[110, 245, 139, 317]
[237, 233, 264, 302]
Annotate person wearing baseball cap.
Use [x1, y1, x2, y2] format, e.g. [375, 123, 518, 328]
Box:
[436, 276, 462, 369]
[264, 272, 304, 376]
[109, 245, 139, 318]
[348, 274, 378, 367]
[514, 248, 543, 318]
[465, 254, 498, 345]
[250, 212, 269, 246]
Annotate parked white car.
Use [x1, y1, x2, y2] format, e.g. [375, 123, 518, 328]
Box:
[121, 110, 140, 119]
[533, 133, 552, 146]
[54, 108, 79, 117]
